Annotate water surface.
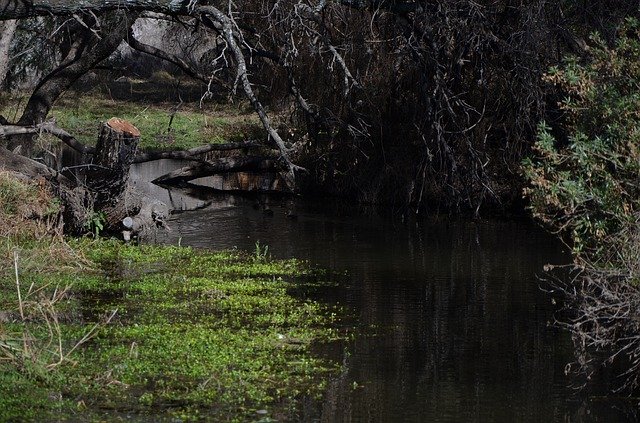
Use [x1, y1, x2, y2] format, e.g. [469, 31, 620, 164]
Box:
[132, 161, 638, 422]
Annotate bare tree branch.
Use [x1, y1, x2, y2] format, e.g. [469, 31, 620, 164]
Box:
[1, 122, 95, 155]
[200, 5, 305, 188]
[125, 27, 231, 90]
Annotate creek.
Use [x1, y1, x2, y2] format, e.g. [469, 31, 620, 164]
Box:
[130, 160, 638, 422]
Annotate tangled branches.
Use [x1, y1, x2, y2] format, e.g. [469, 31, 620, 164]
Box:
[552, 267, 640, 393]
[549, 218, 640, 393]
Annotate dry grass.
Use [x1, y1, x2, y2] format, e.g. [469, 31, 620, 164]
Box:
[0, 171, 61, 240]
[0, 173, 100, 380]
[0, 171, 92, 276]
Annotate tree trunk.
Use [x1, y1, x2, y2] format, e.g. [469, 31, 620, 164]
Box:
[10, 12, 137, 153]
[0, 19, 17, 87]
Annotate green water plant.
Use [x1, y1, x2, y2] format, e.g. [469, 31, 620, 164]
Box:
[85, 211, 106, 238]
[254, 240, 270, 261]
[1, 239, 344, 422]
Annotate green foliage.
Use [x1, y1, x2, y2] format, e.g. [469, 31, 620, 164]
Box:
[523, 18, 640, 259]
[85, 211, 106, 237]
[48, 95, 262, 151]
[0, 239, 344, 421]
[254, 240, 270, 261]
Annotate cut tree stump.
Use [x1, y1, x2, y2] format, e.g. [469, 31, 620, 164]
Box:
[87, 118, 142, 227]
[93, 117, 140, 186]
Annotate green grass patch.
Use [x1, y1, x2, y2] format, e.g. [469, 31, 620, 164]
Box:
[0, 239, 344, 422]
[0, 90, 264, 152]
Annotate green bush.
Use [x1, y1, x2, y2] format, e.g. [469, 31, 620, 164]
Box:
[523, 18, 640, 259]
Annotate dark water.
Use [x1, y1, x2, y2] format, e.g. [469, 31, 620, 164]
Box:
[131, 161, 639, 423]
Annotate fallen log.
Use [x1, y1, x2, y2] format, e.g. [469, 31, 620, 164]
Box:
[133, 141, 267, 163]
[152, 155, 279, 185]
[0, 145, 72, 186]
[122, 198, 169, 240]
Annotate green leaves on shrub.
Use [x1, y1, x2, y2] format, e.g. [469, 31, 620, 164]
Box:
[523, 18, 640, 260]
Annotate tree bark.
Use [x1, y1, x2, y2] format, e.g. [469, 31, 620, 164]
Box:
[0, 19, 17, 86]
[86, 118, 141, 227]
[87, 118, 140, 214]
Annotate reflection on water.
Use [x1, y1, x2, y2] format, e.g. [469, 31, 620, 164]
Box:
[132, 161, 638, 422]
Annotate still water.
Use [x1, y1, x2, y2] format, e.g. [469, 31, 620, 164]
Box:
[132, 161, 638, 422]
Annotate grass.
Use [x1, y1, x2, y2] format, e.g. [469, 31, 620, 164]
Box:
[0, 88, 264, 152]
[0, 174, 345, 422]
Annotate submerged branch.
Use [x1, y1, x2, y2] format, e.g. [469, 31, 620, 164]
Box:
[133, 140, 267, 163]
[152, 155, 279, 184]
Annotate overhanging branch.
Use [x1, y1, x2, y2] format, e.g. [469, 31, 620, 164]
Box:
[126, 27, 230, 90]
[0, 0, 193, 20]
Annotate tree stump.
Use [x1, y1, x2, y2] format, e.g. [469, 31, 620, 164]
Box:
[87, 118, 141, 227]
[93, 118, 140, 190]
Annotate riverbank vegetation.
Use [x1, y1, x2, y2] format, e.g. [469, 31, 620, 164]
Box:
[0, 173, 343, 421]
[524, 18, 640, 393]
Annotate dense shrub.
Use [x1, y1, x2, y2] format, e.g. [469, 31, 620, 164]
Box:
[523, 18, 640, 259]
[524, 18, 640, 394]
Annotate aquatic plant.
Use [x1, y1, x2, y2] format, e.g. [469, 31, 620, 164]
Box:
[254, 240, 270, 261]
[0, 239, 344, 421]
